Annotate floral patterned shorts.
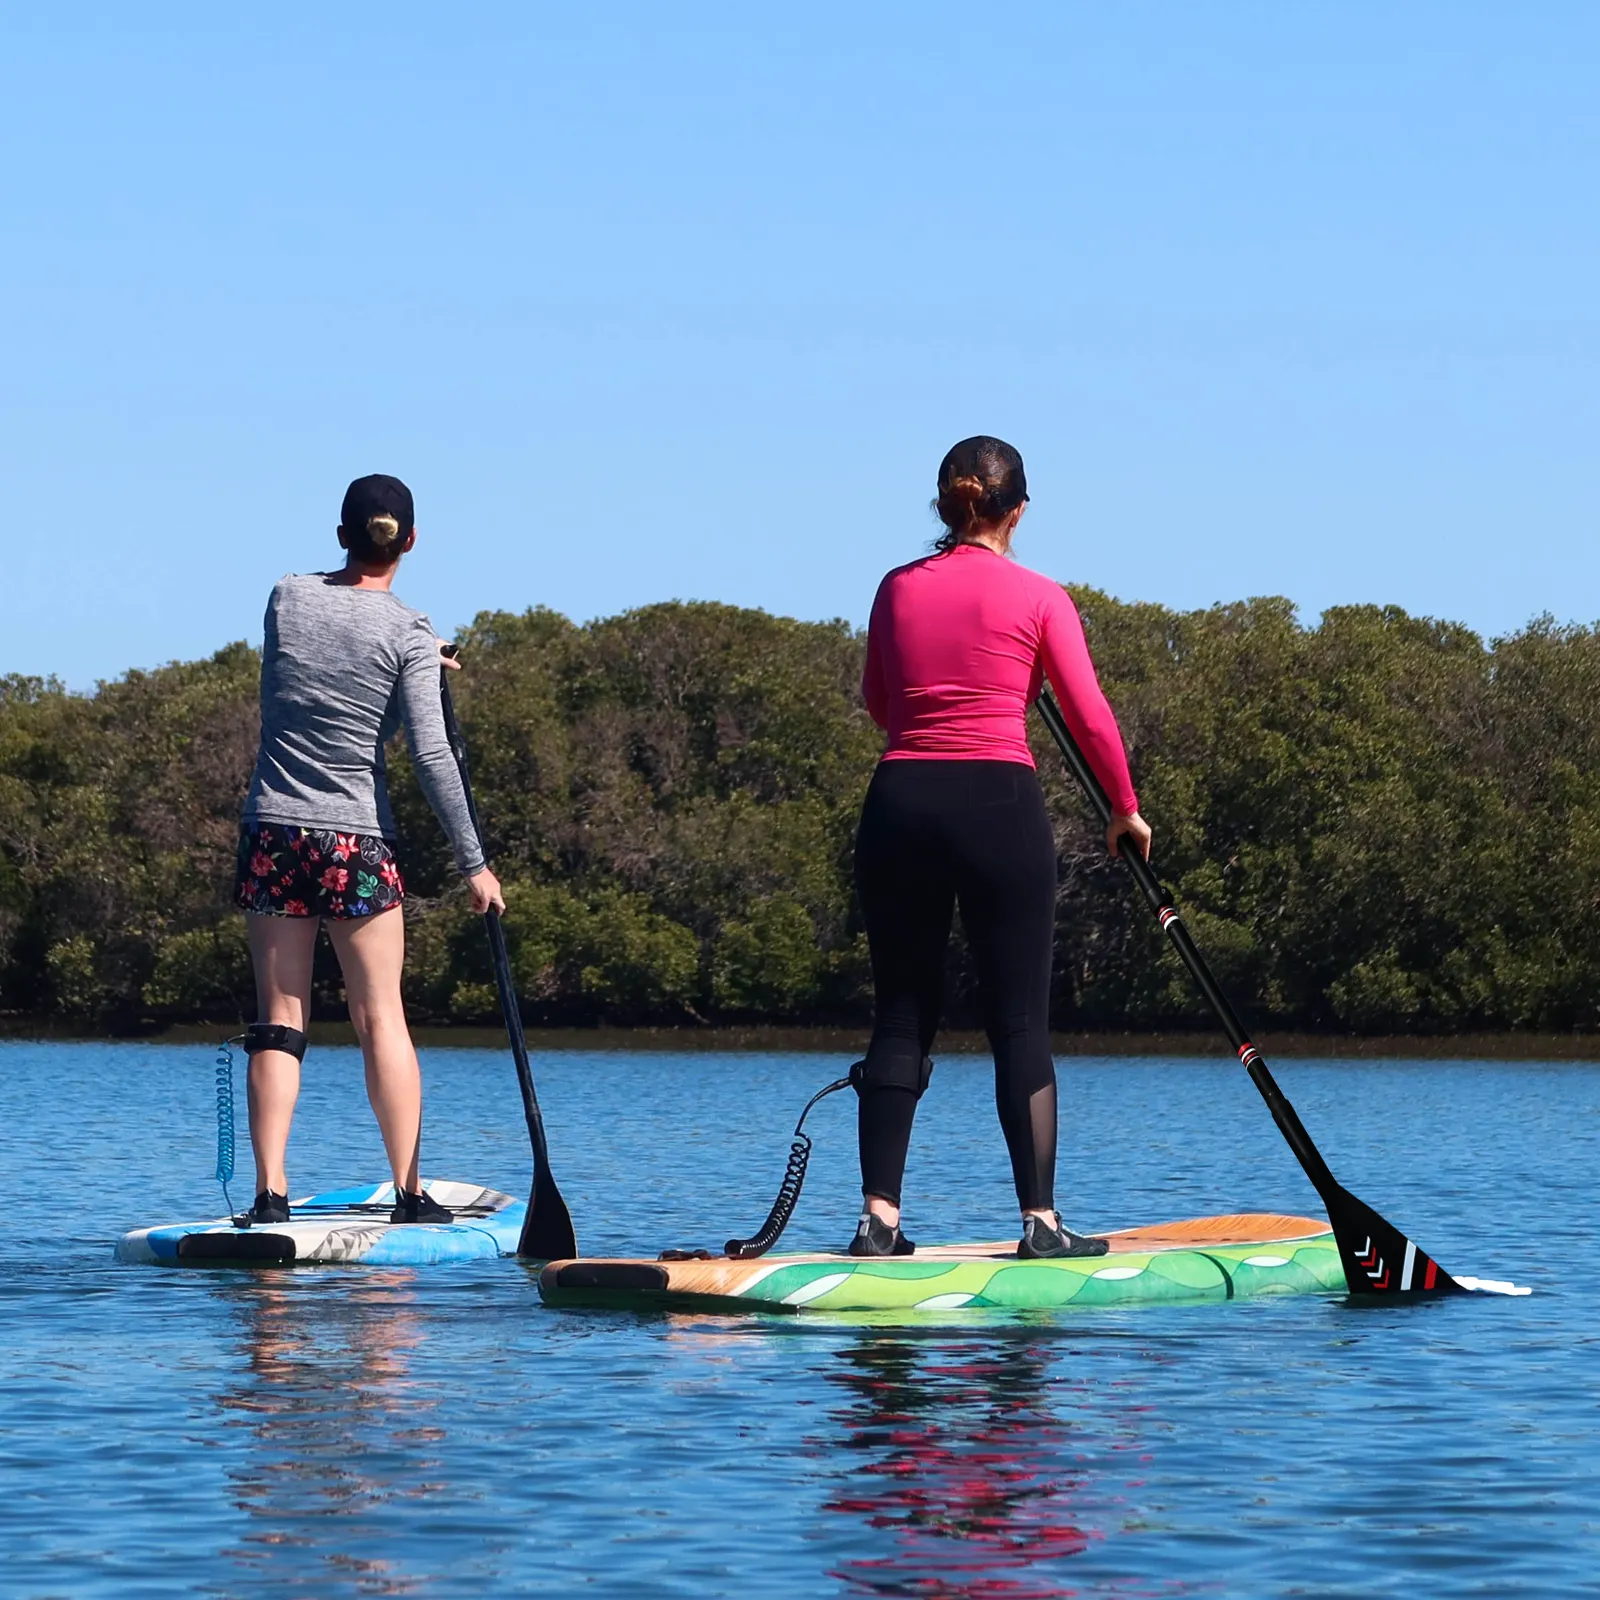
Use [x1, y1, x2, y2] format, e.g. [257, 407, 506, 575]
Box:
[234, 823, 405, 919]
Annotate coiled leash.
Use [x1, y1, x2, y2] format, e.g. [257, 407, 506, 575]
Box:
[718, 1072, 854, 1259]
[663, 1054, 936, 1262]
[215, 1036, 242, 1218]
[213, 1025, 309, 1225]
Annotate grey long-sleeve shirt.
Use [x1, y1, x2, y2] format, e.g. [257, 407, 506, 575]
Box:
[242, 574, 486, 874]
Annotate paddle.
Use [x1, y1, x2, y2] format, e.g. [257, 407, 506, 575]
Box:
[1035, 687, 1462, 1297]
[438, 657, 578, 1262]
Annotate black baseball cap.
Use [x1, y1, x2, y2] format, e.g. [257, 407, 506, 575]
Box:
[341, 473, 414, 535]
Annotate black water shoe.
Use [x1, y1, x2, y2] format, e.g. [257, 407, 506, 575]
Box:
[390, 1188, 454, 1225]
[235, 1190, 290, 1228]
[847, 1213, 915, 1257]
[1018, 1212, 1108, 1259]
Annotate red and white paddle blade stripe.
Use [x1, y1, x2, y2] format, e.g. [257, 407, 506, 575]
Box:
[1349, 1233, 1449, 1293]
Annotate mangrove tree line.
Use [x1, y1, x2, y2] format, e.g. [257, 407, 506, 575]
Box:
[2, 591, 1596, 1035]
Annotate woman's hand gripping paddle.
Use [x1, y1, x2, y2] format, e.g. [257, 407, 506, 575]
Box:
[439, 658, 578, 1262]
[1035, 688, 1480, 1299]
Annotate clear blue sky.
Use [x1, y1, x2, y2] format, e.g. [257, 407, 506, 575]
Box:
[3, 4, 1596, 687]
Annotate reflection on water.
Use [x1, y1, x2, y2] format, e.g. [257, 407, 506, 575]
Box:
[211, 1273, 438, 1596]
[818, 1330, 1134, 1599]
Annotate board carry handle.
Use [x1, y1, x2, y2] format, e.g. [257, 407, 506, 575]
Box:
[1035, 686, 1462, 1297]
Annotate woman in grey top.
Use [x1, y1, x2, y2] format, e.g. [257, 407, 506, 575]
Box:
[232, 474, 505, 1227]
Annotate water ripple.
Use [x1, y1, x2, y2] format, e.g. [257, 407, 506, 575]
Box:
[0, 1044, 1595, 1596]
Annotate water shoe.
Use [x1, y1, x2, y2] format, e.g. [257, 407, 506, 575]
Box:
[1018, 1211, 1108, 1259]
[847, 1213, 915, 1257]
[235, 1190, 290, 1228]
[390, 1188, 455, 1225]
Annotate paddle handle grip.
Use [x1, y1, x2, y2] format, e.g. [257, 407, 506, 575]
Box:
[1035, 689, 1341, 1201]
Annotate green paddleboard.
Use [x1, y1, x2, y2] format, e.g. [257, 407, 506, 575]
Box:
[538, 1212, 1346, 1314]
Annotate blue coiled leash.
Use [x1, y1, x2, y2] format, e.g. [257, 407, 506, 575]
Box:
[212, 1025, 308, 1220]
[215, 1035, 243, 1217]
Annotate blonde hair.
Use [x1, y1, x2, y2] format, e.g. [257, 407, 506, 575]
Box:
[364, 512, 401, 550]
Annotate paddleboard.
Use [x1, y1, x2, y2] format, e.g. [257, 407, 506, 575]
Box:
[538, 1213, 1347, 1313]
[114, 1180, 524, 1267]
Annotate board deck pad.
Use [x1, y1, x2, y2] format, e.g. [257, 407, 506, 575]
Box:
[538, 1213, 1347, 1313]
[115, 1180, 525, 1267]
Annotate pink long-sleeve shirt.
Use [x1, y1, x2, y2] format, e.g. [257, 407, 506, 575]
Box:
[862, 543, 1138, 815]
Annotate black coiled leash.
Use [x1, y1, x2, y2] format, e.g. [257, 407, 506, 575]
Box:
[721, 1072, 855, 1259]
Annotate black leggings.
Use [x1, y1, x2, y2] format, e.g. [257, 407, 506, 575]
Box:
[853, 759, 1059, 1213]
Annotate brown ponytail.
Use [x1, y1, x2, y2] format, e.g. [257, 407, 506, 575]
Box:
[932, 437, 1029, 552]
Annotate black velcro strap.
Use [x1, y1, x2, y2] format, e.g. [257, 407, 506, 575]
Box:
[244, 1023, 308, 1061]
[849, 1052, 934, 1098]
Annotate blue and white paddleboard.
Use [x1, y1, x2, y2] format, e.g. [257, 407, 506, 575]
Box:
[114, 1180, 526, 1267]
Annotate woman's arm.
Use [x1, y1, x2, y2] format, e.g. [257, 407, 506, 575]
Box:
[862, 583, 891, 730]
[395, 631, 488, 876]
[1037, 585, 1140, 820]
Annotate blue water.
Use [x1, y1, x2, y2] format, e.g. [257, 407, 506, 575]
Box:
[1, 1042, 1596, 1597]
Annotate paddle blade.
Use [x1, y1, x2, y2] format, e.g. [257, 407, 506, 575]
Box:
[1323, 1181, 1461, 1297]
[517, 1166, 578, 1261]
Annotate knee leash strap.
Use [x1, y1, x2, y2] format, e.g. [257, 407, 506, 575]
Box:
[244, 1023, 308, 1062]
[849, 1052, 934, 1097]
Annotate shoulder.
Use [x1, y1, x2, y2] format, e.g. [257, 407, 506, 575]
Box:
[380, 595, 440, 663]
[1008, 559, 1078, 616]
[263, 573, 314, 625]
[389, 595, 437, 645]
[373, 582, 423, 617]
[875, 553, 942, 595]
[268, 571, 341, 607]
[869, 560, 914, 625]
[383, 591, 432, 630]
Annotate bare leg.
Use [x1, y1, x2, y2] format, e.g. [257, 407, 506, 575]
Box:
[245, 913, 319, 1195]
[327, 907, 422, 1192]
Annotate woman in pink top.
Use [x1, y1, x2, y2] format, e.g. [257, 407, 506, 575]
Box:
[849, 436, 1151, 1260]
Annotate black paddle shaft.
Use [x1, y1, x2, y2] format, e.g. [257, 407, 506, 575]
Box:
[438, 664, 577, 1262]
[1035, 688, 1460, 1296]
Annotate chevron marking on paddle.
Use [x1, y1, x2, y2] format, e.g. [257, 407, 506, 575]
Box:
[1355, 1236, 1389, 1289]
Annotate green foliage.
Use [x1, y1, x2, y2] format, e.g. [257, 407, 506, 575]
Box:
[143, 920, 253, 1017]
[712, 894, 824, 1017]
[45, 935, 103, 1018]
[1, 594, 1595, 1035]
[574, 890, 701, 1018]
